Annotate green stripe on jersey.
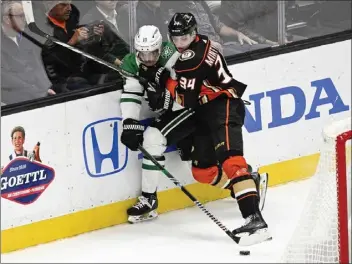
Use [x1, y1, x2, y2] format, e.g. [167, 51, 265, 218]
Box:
[120, 98, 142, 104]
[142, 163, 162, 171]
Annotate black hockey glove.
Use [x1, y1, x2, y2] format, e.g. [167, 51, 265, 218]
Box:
[120, 118, 144, 151]
[176, 134, 194, 161]
[138, 65, 170, 90]
[145, 82, 173, 113]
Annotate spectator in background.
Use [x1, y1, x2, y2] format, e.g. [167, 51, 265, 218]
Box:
[162, 0, 272, 56]
[41, 0, 102, 92]
[136, 1, 169, 40]
[220, 1, 279, 45]
[1, 1, 53, 105]
[80, 0, 130, 84]
[115, 1, 130, 43]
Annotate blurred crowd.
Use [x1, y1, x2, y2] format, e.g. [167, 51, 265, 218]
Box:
[1, 0, 351, 105]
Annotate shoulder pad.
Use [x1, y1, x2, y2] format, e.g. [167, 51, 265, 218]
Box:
[159, 42, 178, 66]
[160, 42, 177, 59]
[174, 39, 210, 73]
[197, 34, 209, 41]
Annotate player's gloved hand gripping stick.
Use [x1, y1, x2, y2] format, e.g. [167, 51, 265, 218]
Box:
[22, 0, 267, 246]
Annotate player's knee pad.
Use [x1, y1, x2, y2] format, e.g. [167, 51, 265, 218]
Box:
[143, 126, 167, 156]
[192, 165, 234, 189]
[192, 165, 219, 185]
[222, 156, 249, 179]
[222, 156, 258, 201]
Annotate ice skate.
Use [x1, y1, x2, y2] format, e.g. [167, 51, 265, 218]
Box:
[252, 171, 269, 211]
[127, 194, 158, 224]
[232, 211, 272, 246]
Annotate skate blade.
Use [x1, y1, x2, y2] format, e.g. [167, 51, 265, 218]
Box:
[236, 228, 272, 246]
[259, 173, 269, 211]
[128, 210, 158, 224]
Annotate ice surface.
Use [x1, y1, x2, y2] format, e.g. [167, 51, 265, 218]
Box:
[1, 179, 313, 263]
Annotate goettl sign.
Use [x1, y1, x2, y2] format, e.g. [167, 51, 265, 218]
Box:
[1, 158, 55, 205]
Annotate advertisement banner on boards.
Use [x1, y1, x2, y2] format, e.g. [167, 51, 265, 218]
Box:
[1, 126, 55, 205]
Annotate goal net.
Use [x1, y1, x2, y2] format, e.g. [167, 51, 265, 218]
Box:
[281, 117, 351, 263]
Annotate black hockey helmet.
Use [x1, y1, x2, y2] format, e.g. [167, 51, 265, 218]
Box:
[168, 13, 197, 36]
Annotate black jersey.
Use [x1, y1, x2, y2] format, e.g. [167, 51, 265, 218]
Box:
[173, 34, 247, 108]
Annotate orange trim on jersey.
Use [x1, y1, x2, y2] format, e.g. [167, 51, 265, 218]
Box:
[48, 16, 67, 33]
[198, 83, 236, 104]
[165, 78, 178, 98]
[175, 39, 210, 73]
[237, 193, 258, 201]
[200, 83, 209, 95]
[225, 98, 230, 150]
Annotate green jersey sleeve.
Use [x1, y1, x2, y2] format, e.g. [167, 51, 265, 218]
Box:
[159, 42, 178, 67]
[120, 53, 139, 77]
[120, 53, 144, 121]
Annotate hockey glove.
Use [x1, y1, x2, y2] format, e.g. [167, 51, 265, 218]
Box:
[146, 82, 173, 113]
[120, 118, 144, 151]
[176, 134, 194, 161]
[139, 65, 170, 90]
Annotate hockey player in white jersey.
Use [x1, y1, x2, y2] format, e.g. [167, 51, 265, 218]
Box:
[119, 25, 186, 223]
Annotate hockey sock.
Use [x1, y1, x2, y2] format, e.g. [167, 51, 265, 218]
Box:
[142, 155, 165, 194]
[231, 175, 260, 218]
[222, 156, 260, 218]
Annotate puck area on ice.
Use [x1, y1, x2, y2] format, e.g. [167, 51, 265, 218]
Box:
[239, 250, 251, 256]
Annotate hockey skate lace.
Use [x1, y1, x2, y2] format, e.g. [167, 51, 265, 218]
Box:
[133, 196, 150, 209]
[239, 214, 254, 228]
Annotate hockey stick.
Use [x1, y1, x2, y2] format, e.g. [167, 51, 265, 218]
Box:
[21, 1, 266, 241]
[21, 1, 142, 81]
[20, 30, 73, 70]
[138, 145, 241, 244]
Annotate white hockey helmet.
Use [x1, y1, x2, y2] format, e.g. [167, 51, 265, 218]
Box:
[134, 25, 163, 66]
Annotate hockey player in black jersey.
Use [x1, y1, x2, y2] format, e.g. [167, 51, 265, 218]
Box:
[139, 12, 272, 246]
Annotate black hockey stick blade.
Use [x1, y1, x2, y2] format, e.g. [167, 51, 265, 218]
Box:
[138, 144, 240, 244]
[27, 22, 47, 38]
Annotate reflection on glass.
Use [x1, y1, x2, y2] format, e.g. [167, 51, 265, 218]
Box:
[1, 0, 350, 106]
[285, 0, 351, 42]
[1, 1, 52, 104]
[1, 0, 130, 106]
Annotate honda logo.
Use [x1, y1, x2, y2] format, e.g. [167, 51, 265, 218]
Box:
[82, 118, 128, 177]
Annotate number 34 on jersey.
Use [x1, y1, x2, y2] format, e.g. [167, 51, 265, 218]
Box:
[178, 51, 232, 91]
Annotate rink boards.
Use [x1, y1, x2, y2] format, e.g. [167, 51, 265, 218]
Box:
[1, 39, 351, 253]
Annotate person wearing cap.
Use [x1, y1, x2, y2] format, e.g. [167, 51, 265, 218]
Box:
[40, 1, 103, 92]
